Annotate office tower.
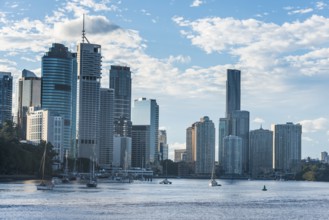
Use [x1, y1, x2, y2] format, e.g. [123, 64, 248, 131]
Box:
[321, 152, 328, 163]
[186, 126, 194, 162]
[109, 65, 132, 137]
[159, 130, 169, 161]
[132, 98, 159, 166]
[76, 24, 102, 159]
[223, 135, 242, 175]
[41, 43, 77, 161]
[186, 116, 215, 174]
[231, 110, 250, 173]
[131, 125, 150, 168]
[218, 118, 229, 166]
[99, 88, 114, 168]
[272, 122, 302, 173]
[0, 72, 12, 126]
[174, 149, 186, 162]
[226, 69, 241, 118]
[26, 107, 63, 168]
[113, 135, 132, 169]
[249, 127, 273, 178]
[17, 70, 41, 140]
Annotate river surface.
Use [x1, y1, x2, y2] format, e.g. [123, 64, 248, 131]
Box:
[1, 178, 329, 219]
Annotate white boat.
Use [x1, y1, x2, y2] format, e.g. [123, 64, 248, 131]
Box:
[159, 178, 172, 184]
[37, 144, 54, 190]
[209, 162, 221, 187]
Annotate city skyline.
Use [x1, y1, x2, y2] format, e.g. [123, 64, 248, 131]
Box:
[0, 0, 329, 159]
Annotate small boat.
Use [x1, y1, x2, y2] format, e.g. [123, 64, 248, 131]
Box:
[209, 162, 221, 187]
[37, 144, 54, 190]
[159, 178, 172, 184]
[262, 185, 267, 191]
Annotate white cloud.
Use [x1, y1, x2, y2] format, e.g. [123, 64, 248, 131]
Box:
[288, 8, 313, 15]
[253, 117, 265, 124]
[299, 118, 329, 133]
[190, 0, 203, 7]
[316, 2, 327, 10]
[303, 136, 314, 142]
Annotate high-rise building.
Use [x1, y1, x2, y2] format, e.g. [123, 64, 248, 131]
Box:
[17, 70, 41, 140]
[99, 88, 114, 168]
[158, 130, 169, 161]
[186, 116, 215, 174]
[132, 98, 159, 166]
[26, 107, 63, 168]
[0, 72, 12, 126]
[231, 110, 250, 173]
[226, 69, 241, 118]
[113, 135, 132, 169]
[110, 65, 131, 120]
[223, 135, 242, 175]
[321, 151, 329, 163]
[249, 127, 273, 178]
[272, 122, 302, 173]
[186, 126, 194, 162]
[131, 125, 150, 168]
[41, 43, 77, 161]
[76, 35, 102, 159]
[219, 69, 250, 176]
[174, 149, 186, 162]
[218, 118, 229, 166]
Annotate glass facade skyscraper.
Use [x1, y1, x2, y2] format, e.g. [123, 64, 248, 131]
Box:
[110, 65, 132, 137]
[132, 98, 159, 166]
[41, 43, 77, 161]
[226, 69, 241, 118]
[0, 72, 12, 126]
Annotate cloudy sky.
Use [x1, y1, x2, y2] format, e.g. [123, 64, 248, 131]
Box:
[1, 0, 329, 160]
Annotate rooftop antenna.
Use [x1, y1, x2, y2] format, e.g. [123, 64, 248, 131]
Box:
[82, 14, 90, 44]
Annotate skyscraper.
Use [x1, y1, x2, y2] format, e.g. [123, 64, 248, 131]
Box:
[17, 70, 41, 140]
[272, 122, 302, 173]
[99, 88, 114, 167]
[132, 98, 159, 166]
[186, 116, 215, 174]
[131, 125, 150, 168]
[249, 127, 273, 178]
[231, 110, 250, 173]
[218, 118, 229, 165]
[0, 72, 13, 126]
[41, 43, 77, 161]
[158, 130, 168, 161]
[109, 65, 132, 137]
[223, 135, 243, 175]
[226, 69, 241, 118]
[76, 27, 102, 160]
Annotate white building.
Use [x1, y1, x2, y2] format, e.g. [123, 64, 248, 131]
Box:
[26, 107, 63, 163]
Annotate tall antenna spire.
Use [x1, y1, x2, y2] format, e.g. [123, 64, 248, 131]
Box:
[82, 14, 90, 44]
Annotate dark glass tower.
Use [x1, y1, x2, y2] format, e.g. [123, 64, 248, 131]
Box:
[226, 69, 241, 118]
[0, 72, 12, 126]
[41, 43, 77, 161]
[109, 65, 132, 137]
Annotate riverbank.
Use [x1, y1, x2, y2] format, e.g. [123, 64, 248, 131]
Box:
[0, 175, 37, 182]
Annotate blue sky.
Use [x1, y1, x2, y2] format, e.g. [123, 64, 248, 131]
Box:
[1, 0, 329, 160]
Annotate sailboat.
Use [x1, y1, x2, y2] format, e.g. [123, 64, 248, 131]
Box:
[86, 157, 97, 188]
[209, 162, 221, 187]
[37, 144, 54, 190]
[159, 160, 172, 184]
[62, 150, 70, 183]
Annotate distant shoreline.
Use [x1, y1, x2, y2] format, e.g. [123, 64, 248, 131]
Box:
[0, 175, 37, 182]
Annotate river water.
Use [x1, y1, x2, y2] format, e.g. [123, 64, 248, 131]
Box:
[1, 178, 329, 219]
